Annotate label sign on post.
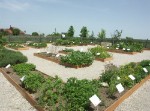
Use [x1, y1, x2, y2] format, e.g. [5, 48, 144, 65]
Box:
[89, 94, 101, 107]
[116, 83, 124, 93]
[20, 76, 25, 82]
[56, 54, 60, 57]
[128, 75, 135, 80]
[5, 64, 11, 68]
[96, 53, 100, 55]
[143, 68, 148, 73]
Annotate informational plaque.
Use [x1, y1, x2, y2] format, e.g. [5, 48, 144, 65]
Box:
[117, 76, 120, 80]
[128, 75, 135, 80]
[56, 54, 60, 57]
[116, 83, 124, 93]
[96, 53, 100, 55]
[20, 76, 25, 82]
[5, 64, 11, 68]
[89, 94, 101, 107]
[143, 68, 148, 73]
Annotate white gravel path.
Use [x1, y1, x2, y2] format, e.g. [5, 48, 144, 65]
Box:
[0, 72, 36, 111]
[20, 44, 150, 82]
[115, 80, 150, 111]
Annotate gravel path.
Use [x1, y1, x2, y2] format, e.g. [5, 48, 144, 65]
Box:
[20, 44, 150, 82]
[0, 72, 36, 111]
[115, 79, 150, 111]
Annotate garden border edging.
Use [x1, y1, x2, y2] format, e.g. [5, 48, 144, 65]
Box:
[105, 74, 150, 111]
[0, 68, 44, 111]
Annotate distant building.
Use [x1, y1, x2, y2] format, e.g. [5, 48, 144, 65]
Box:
[0, 25, 25, 35]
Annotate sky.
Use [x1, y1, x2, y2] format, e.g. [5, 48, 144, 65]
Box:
[0, 0, 150, 39]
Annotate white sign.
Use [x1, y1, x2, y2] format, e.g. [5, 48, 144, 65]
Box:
[20, 76, 25, 82]
[122, 48, 126, 50]
[143, 68, 148, 73]
[107, 47, 109, 49]
[127, 49, 130, 51]
[116, 48, 119, 50]
[62, 34, 65, 38]
[5, 64, 11, 68]
[128, 75, 135, 80]
[56, 54, 60, 57]
[91, 42, 93, 43]
[80, 48, 83, 52]
[89, 94, 101, 107]
[37, 50, 40, 53]
[117, 76, 121, 80]
[116, 83, 124, 93]
[46, 51, 50, 54]
[96, 53, 100, 55]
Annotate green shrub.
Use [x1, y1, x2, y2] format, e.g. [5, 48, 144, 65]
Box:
[0, 48, 27, 67]
[7, 43, 23, 48]
[139, 60, 150, 67]
[60, 51, 94, 66]
[38, 76, 64, 110]
[63, 48, 74, 52]
[28, 42, 47, 48]
[89, 46, 111, 59]
[13, 63, 36, 76]
[23, 73, 45, 92]
[64, 78, 99, 110]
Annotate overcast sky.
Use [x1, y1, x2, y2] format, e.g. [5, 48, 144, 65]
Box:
[0, 0, 150, 39]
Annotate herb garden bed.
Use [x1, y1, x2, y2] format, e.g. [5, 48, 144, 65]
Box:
[1, 65, 150, 111]
[108, 49, 139, 55]
[95, 57, 113, 62]
[34, 53, 60, 64]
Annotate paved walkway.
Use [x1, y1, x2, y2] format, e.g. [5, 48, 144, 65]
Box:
[0, 72, 36, 111]
[20, 44, 150, 82]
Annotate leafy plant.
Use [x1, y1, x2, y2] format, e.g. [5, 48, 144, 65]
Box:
[89, 46, 111, 59]
[38, 76, 64, 110]
[7, 43, 24, 48]
[60, 51, 94, 66]
[0, 48, 27, 67]
[64, 78, 99, 110]
[13, 63, 36, 76]
[23, 73, 45, 93]
[139, 60, 150, 67]
[28, 42, 47, 48]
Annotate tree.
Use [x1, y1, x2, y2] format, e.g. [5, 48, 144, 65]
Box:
[67, 26, 74, 37]
[98, 29, 106, 40]
[89, 31, 94, 38]
[112, 30, 122, 44]
[12, 28, 20, 35]
[32, 32, 39, 36]
[80, 26, 88, 38]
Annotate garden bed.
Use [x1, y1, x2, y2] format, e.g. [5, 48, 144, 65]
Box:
[1, 67, 150, 111]
[108, 49, 139, 55]
[34, 53, 60, 64]
[144, 48, 150, 50]
[95, 57, 113, 62]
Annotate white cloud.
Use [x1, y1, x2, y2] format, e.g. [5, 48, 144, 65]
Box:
[0, 0, 29, 11]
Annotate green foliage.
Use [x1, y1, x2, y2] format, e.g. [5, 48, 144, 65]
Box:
[67, 26, 74, 37]
[139, 60, 150, 67]
[100, 61, 147, 96]
[60, 51, 94, 66]
[64, 78, 99, 110]
[98, 29, 106, 40]
[0, 48, 27, 67]
[12, 28, 20, 35]
[32, 32, 39, 36]
[28, 42, 47, 48]
[80, 26, 88, 38]
[113, 42, 144, 52]
[89, 46, 111, 59]
[38, 76, 64, 110]
[0, 34, 7, 45]
[63, 48, 74, 52]
[55, 39, 73, 46]
[13, 63, 36, 76]
[23, 73, 45, 92]
[7, 43, 24, 48]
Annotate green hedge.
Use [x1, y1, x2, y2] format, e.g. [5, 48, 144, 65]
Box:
[0, 48, 27, 67]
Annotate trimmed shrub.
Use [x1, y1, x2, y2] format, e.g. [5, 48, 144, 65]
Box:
[0, 48, 27, 67]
